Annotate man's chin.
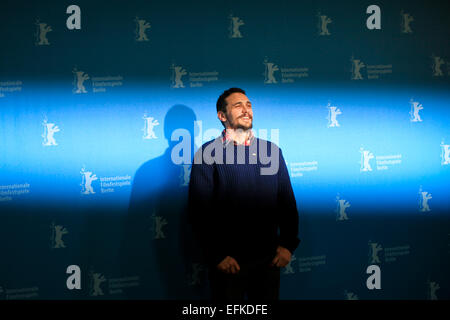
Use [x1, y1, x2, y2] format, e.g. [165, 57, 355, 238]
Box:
[236, 124, 252, 130]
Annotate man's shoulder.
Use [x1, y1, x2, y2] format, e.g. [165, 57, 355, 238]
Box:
[192, 137, 222, 165]
[199, 136, 222, 150]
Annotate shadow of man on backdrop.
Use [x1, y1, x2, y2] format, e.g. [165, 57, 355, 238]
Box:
[120, 104, 208, 299]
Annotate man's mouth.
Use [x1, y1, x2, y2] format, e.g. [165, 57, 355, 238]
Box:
[240, 116, 251, 121]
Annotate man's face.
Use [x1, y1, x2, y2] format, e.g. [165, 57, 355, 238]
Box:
[219, 92, 253, 130]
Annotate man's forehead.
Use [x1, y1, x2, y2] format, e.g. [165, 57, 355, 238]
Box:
[226, 92, 250, 103]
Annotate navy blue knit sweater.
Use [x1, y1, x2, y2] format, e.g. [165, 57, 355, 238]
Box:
[187, 136, 300, 267]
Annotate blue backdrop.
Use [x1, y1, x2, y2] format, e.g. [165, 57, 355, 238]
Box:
[0, 0, 449, 300]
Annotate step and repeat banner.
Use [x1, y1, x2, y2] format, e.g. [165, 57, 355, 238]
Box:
[1, 0, 449, 300]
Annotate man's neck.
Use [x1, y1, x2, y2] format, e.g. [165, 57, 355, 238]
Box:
[225, 128, 251, 145]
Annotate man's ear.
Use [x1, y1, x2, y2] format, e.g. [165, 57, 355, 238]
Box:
[217, 111, 227, 123]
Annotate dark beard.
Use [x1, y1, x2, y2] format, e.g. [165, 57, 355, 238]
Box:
[235, 123, 253, 130]
[229, 116, 253, 130]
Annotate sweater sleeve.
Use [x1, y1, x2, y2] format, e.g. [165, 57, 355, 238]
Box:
[187, 146, 228, 267]
[276, 148, 301, 254]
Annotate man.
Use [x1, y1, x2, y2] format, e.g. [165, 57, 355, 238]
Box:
[188, 88, 300, 300]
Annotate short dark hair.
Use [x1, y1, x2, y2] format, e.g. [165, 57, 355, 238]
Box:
[216, 87, 246, 114]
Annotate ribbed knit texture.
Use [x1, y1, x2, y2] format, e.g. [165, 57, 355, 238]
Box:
[188, 137, 300, 267]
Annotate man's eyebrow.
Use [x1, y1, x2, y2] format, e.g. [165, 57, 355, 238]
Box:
[232, 101, 251, 106]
